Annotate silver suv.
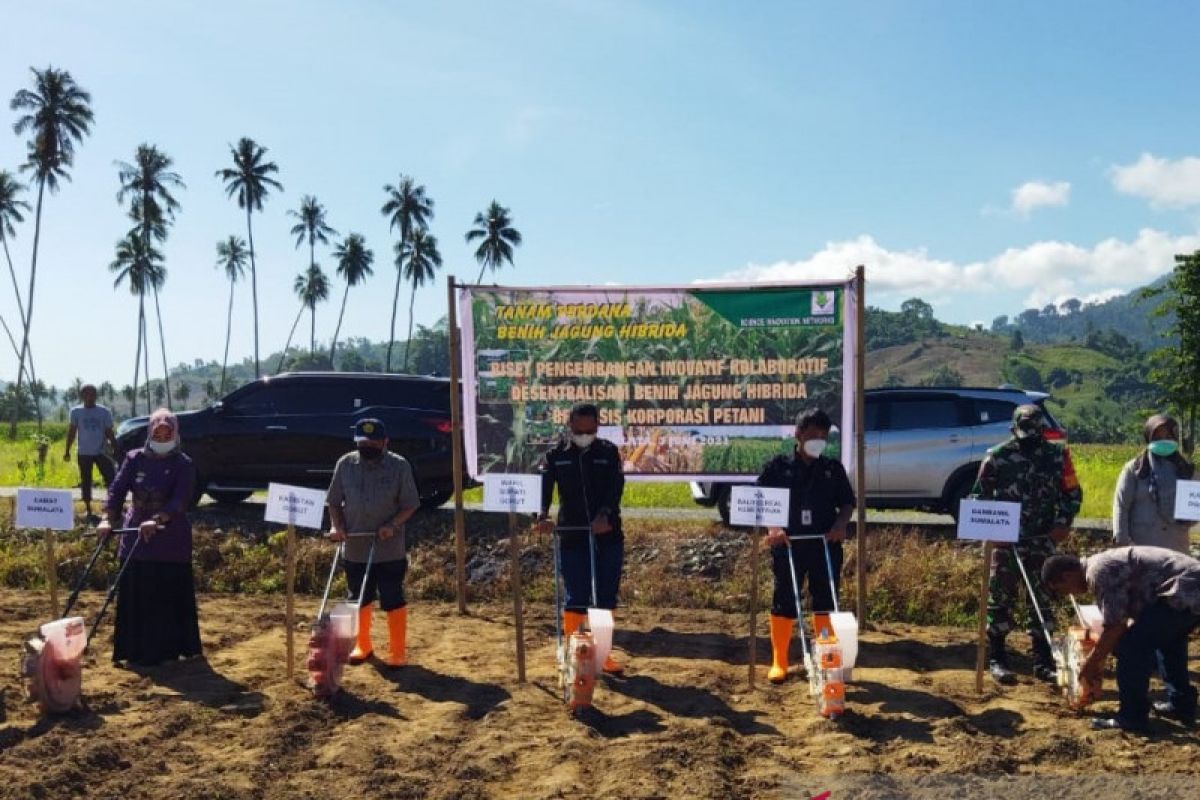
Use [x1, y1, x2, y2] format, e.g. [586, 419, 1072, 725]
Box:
[692, 387, 1065, 523]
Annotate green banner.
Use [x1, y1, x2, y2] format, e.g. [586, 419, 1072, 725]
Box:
[460, 285, 849, 478]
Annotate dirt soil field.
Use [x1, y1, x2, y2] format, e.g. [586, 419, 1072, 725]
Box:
[2, 588, 1199, 800]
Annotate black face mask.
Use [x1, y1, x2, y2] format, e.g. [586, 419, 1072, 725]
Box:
[1017, 434, 1042, 451]
[358, 445, 384, 461]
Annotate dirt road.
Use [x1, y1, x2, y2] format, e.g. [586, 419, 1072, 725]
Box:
[2, 589, 1198, 799]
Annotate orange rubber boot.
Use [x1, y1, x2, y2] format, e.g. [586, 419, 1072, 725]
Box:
[386, 607, 407, 667]
[348, 603, 374, 664]
[768, 615, 794, 683]
[563, 610, 586, 636]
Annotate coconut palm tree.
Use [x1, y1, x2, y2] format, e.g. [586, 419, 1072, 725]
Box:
[117, 143, 184, 408]
[328, 233, 374, 367]
[276, 264, 329, 373]
[0, 170, 39, 405]
[109, 231, 163, 416]
[288, 194, 336, 271]
[8, 66, 94, 436]
[397, 229, 443, 373]
[465, 200, 522, 284]
[300, 264, 330, 354]
[0, 171, 31, 330]
[214, 236, 248, 394]
[174, 381, 191, 409]
[215, 137, 282, 378]
[380, 176, 433, 372]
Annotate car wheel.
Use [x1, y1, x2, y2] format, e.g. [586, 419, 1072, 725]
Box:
[208, 489, 254, 506]
[944, 468, 978, 521]
[189, 477, 207, 509]
[716, 486, 733, 526]
[420, 489, 452, 509]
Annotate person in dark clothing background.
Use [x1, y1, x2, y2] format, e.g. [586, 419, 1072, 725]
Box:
[536, 403, 627, 674]
[756, 408, 855, 684]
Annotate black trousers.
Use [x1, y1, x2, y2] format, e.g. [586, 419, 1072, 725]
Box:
[771, 538, 843, 618]
[113, 560, 202, 666]
[344, 558, 408, 612]
[78, 453, 116, 505]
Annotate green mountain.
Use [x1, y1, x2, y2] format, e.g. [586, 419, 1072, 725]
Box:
[991, 275, 1173, 349]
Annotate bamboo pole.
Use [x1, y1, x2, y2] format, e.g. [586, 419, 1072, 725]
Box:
[509, 511, 527, 683]
[748, 529, 760, 689]
[854, 266, 868, 622]
[447, 276, 468, 614]
[286, 523, 296, 680]
[975, 541, 994, 694]
[45, 528, 58, 616]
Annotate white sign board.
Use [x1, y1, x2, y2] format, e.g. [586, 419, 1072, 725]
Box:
[482, 474, 542, 513]
[265, 483, 327, 529]
[957, 499, 1021, 542]
[15, 488, 74, 531]
[1175, 479, 1200, 522]
[729, 485, 790, 527]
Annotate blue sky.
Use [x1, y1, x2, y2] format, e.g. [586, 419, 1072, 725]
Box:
[2, 0, 1199, 388]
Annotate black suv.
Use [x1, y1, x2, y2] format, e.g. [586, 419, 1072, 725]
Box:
[115, 372, 460, 507]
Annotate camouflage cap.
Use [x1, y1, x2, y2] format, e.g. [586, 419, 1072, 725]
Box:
[1011, 404, 1047, 438]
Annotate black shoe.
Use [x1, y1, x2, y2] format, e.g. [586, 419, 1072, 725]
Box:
[1152, 701, 1197, 728]
[85, 513, 101, 526]
[1090, 717, 1148, 734]
[1033, 663, 1056, 684]
[989, 660, 1016, 685]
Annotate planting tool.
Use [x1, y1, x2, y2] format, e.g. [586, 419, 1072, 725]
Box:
[23, 528, 142, 714]
[786, 534, 851, 719]
[1010, 546, 1101, 708]
[554, 525, 600, 713]
[1056, 594, 1103, 709]
[306, 532, 376, 699]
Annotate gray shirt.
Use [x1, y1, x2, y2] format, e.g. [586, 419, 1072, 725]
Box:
[1083, 546, 1200, 627]
[1113, 456, 1192, 554]
[326, 450, 420, 563]
[69, 404, 113, 456]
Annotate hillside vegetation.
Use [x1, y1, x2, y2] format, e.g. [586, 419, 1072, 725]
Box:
[6, 281, 1177, 445]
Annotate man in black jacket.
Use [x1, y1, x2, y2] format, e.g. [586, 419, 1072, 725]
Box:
[756, 408, 856, 683]
[536, 402, 626, 674]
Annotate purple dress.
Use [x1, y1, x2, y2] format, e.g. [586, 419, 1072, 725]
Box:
[104, 448, 202, 665]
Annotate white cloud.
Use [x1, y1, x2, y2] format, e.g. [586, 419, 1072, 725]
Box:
[715, 229, 1200, 312]
[1011, 180, 1071, 216]
[1110, 153, 1200, 208]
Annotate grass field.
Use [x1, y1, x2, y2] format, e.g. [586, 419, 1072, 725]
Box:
[0, 422, 74, 488]
[0, 419, 1139, 521]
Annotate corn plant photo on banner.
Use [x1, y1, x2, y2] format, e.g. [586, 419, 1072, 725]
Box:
[457, 281, 859, 481]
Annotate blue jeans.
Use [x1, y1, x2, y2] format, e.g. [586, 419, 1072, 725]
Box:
[1115, 600, 1200, 727]
[559, 532, 623, 612]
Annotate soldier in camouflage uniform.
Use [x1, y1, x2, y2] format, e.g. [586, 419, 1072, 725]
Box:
[973, 404, 1082, 684]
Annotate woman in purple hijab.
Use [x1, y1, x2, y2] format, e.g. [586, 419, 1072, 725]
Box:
[98, 408, 202, 666]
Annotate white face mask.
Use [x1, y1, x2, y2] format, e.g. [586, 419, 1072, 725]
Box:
[571, 433, 596, 449]
[147, 439, 176, 455]
[802, 438, 827, 458]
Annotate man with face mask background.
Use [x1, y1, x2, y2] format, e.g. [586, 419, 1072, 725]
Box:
[974, 403, 1083, 685]
[756, 408, 856, 684]
[327, 418, 421, 668]
[536, 402, 627, 674]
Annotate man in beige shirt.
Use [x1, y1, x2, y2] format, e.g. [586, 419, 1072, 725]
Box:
[327, 418, 420, 668]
